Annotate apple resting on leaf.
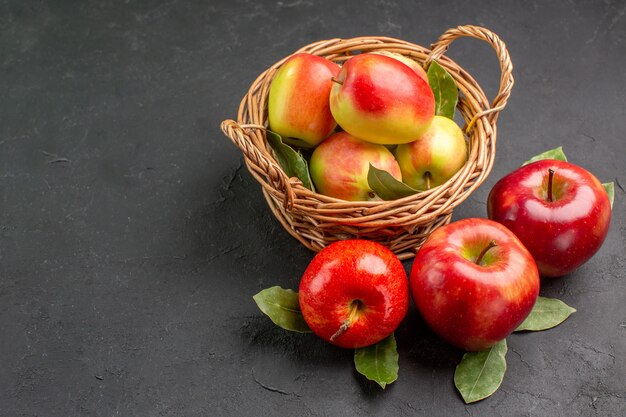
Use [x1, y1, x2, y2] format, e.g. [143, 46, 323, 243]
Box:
[487, 159, 611, 277]
[395, 115, 468, 190]
[268, 53, 340, 147]
[410, 218, 540, 352]
[309, 131, 402, 200]
[299, 240, 409, 349]
[329, 53, 435, 145]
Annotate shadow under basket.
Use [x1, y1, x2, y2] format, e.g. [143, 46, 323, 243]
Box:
[221, 25, 514, 260]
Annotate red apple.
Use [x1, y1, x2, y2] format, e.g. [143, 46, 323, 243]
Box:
[268, 53, 340, 146]
[329, 53, 435, 145]
[299, 240, 410, 349]
[410, 218, 540, 352]
[309, 131, 402, 200]
[395, 115, 467, 190]
[487, 159, 612, 277]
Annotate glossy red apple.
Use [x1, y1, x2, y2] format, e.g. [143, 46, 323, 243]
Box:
[268, 53, 340, 146]
[487, 159, 612, 277]
[299, 240, 409, 349]
[410, 218, 540, 352]
[371, 50, 428, 82]
[309, 131, 402, 200]
[329, 53, 435, 145]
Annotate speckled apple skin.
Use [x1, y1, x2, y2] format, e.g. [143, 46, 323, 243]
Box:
[309, 132, 401, 201]
[299, 240, 409, 349]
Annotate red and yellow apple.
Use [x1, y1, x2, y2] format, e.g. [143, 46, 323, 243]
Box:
[299, 240, 410, 349]
[268, 53, 340, 146]
[329, 53, 435, 145]
[488, 159, 612, 277]
[395, 116, 467, 190]
[410, 218, 540, 352]
[309, 131, 402, 200]
[371, 50, 428, 82]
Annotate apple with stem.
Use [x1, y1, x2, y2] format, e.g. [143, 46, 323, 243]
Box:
[309, 131, 402, 200]
[268, 53, 340, 147]
[487, 159, 612, 277]
[299, 240, 409, 349]
[395, 115, 468, 190]
[410, 218, 540, 352]
[329, 53, 435, 145]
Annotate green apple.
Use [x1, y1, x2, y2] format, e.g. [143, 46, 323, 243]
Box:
[310, 131, 402, 201]
[395, 116, 467, 190]
[329, 53, 434, 145]
[268, 53, 340, 147]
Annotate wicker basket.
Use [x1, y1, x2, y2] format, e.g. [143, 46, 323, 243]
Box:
[221, 25, 514, 260]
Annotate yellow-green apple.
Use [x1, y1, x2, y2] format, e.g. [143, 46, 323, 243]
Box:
[268, 53, 340, 146]
[487, 159, 612, 277]
[329, 53, 435, 145]
[371, 50, 428, 82]
[395, 116, 467, 190]
[299, 239, 409, 349]
[410, 218, 540, 352]
[309, 131, 402, 200]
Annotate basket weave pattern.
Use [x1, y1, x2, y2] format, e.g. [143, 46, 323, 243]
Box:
[221, 25, 514, 260]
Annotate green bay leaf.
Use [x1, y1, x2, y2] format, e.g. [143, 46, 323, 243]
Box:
[367, 164, 419, 200]
[266, 130, 314, 191]
[427, 61, 458, 120]
[252, 286, 311, 333]
[522, 146, 568, 166]
[354, 334, 399, 389]
[603, 182, 614, 209]
[515, 296, 576, 332]
[454, 339, 507, 403]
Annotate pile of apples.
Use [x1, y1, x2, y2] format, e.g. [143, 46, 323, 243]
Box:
[267, 51, 467, 200]
[255, 47, 614, 397]
[297, 154, 612, 351]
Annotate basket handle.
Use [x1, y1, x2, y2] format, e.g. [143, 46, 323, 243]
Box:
[220, 119, 296, 209]
[425, 25, 514, 125]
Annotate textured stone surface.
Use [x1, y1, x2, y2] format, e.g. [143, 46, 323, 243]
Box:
[1, 0, 625, 416]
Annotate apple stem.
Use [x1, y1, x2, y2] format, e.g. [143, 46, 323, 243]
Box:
[330, 299, 361, 342]
[547, 168, 555, 202]
[475, 240, 498, 265]
[425, 171, 432, 190]
[330, 76, 344, 85]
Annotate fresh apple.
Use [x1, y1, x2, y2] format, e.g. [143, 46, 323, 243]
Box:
[395, 115, 467, 190]
[309, 131, 402, 200]
[487, 159, 612, 277]
[299, 239, 410, 349]
[371, 50, 428, 82]
[329, 53, 435, 145]
[410, 218, 540, 352]
[268, 53, 340, 147]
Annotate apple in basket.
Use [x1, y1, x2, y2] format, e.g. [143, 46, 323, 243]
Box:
[487, 159, 612, 277]
[410, 218, 540, 352]
[371, 50, 428, 82]
[299, 240, 410, 349]
[329, 53, 435, 145]
[309, 131, 402, 201]
[395, 115, 468, 191]
[267, 53, 340, 147]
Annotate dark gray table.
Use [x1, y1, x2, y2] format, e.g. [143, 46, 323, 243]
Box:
[2, 1, 625, 416]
